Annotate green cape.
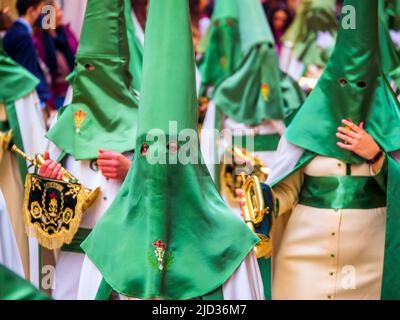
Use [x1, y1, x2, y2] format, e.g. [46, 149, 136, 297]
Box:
[81, 0, 258, 300]
[282, 0, 338, 68]
[0, 41, 39, 180]
[46, 0, 140, 160]
[212, 0, 304, 126]
[0, 42, 38, 103]
[0, 264, 50, 300]
[379, 0, 400, 89]
[285, 0, 400, 164]
[198, 0, 242, 92]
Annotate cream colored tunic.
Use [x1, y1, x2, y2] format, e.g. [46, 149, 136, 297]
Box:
[272, 156, 386, 300]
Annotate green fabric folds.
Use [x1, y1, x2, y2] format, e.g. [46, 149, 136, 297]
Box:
[198, 0, 241, 90]
[285, 0, 400, 164]
[0, 265, 50, 300]
[282, 0, 338, 68]
[46, 0, 140, 160]
[381, 155, 400, 299]
[82, 0, 258, 300]
[299, 175, 387, 209]
[0, 42, 38, 103]
[212, 0, 304, 126]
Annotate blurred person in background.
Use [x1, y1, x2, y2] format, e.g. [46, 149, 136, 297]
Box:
[268, 2, 293, 56]
[3, 0, 50, 107]
[33, 0, 78, 109]
[0, 7, 13, 36]
[190, 0, 209, 53]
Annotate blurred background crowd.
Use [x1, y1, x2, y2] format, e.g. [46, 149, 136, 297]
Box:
[0, 0, 399, 123]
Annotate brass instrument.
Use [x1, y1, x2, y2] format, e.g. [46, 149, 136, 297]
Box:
[223, 146, 271, 198]
[240, 174, 273, 259]
[0, 130, 13, 162]
[11, 145, 100, 210]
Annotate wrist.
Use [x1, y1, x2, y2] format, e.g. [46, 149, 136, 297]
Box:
[366, 149, 383, 165]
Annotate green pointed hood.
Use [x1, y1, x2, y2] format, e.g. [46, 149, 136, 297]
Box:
[212, 0, 290, 125]
[46, 0, 139, 160]
[126, 1, 143, 93]
[0, 42, 39, 103]
[282, 0, 338, 67]
[379, 0, 400, 87]
[81, 0, 258, 300]
[285, 0, 400, 163]
[198, 0, 241, 90]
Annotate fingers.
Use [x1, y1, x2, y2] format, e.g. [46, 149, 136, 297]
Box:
[337, 126, 358, 139]
[49, 163, 62, 179]
[97, 159, 117, 168]
[43, 151, 50, 160]
[336, 132, 356, 145]
[342, 119, 362, 133]
[337, 141, 353, 151]
[98, 150, 119, 161]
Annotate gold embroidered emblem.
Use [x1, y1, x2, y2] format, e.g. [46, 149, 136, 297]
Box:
[74, 110, 87, 133]
[261, 83, 270, 101]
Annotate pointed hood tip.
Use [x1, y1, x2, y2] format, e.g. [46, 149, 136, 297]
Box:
[138, 0, 197, 137]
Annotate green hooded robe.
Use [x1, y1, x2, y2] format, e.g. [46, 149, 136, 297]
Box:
[81, 0, 259, 300]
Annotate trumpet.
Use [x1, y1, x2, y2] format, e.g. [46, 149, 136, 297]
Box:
[223, 145, 271, 198]
[11, 145, 100, 210]
[240, 174, 273, 259]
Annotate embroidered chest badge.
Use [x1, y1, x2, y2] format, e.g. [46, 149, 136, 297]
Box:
[148, 240, 173, 272]
[261, 83, 270, 101]
[74, 110, 87, 134]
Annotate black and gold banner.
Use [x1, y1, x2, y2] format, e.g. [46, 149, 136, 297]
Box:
[24, 174, 86, 250]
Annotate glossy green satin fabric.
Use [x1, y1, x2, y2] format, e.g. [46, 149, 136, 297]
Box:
[379, 0, 400, 88]
[46, 0, 139, 160]
[0, 265, 50, 300]
[82, 0, 258, 300]
[82, 137, 258, 299]
[282, 0, 337, 67]
[126, 1, 143, 92]
[0, 42, 38, 103]
[198, 0, 241, 90]
[213, 0, 304, 126]
[381, 156, 400, 299]
[299, 175, 387, 209]
[285, 0, 400, 165]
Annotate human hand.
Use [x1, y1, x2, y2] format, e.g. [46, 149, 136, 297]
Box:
[97, 150, 131, 181]
[38, 152, 63, 180]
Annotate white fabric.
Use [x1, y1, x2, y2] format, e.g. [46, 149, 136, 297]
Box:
[60, 0, 87, 39]
[15, 92, 48, 285]
[63, 86, 73, 107]
[279, 42, 305, 81]
[200, 101, 219, 181]
[50, 155, 126, 300]
[0, 189, 24, 277]
[266, 135, 305, 185]
[131, 11, 145, 46]
[222, 252, 265, 300]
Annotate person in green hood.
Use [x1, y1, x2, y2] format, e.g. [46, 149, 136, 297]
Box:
[0, 39, 47, 283]
[80, 0, 264, 300]
[280, 0, 338, 87]
[201, 0, 304, 211]
[237, 0, 400, 300]
[38, 0, 140, 300]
